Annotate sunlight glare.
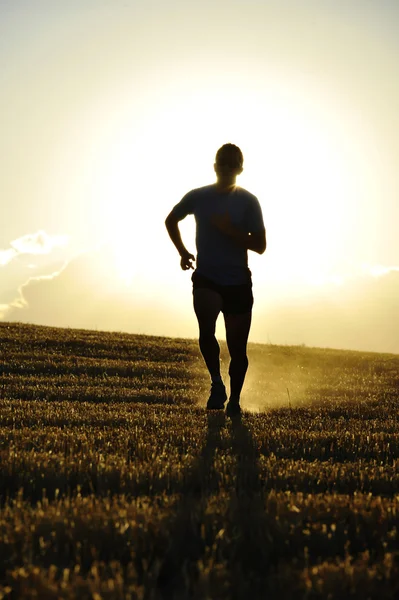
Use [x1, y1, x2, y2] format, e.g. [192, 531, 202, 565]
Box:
[70, 74, 373, 294]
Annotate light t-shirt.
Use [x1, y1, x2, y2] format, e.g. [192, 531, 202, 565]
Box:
[170, 184, 265, 285]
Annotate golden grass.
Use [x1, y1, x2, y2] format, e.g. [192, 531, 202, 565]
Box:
[0, 321, 398, 599]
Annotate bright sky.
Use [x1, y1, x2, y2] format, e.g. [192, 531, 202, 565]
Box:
[1, 0, 398, 353]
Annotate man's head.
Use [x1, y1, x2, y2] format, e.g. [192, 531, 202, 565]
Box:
[214, 143, 244, 179]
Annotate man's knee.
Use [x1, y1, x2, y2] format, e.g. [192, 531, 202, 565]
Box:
[229, 349, 248, 363]
[227, 338, 248, 358]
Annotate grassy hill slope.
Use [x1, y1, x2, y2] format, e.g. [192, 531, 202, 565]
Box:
[0, 322, 398, 599]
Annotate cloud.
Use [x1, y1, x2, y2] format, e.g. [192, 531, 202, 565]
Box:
[0, 260, 68, 320]
[0, 248, 17, 266]
[0, 229, 71, 309]
[0, 231, 69, 267]
[2, 246, 194, 337]
[364, 264, 399, 278]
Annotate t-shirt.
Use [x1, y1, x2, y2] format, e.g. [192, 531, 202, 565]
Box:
[170, 184, 265, 285]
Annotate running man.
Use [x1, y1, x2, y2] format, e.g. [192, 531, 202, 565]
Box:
[165, 143, 266, 415]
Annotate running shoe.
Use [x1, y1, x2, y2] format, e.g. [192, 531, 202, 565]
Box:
[226, 399, 241, 417]
[206, 382, 227, 410]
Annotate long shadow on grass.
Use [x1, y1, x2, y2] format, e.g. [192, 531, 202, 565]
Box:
[156, 412, 276, 599]
[156, 411, 226, 598]
[224, 413, 275, 599]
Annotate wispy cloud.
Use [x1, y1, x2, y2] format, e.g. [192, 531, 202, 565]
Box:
[0, 249, 17, 266]
[0, 231, 69, 267]
[8, 262, 70, 311]
[363, 264, 399, 277]
[303, 265, 399, 287]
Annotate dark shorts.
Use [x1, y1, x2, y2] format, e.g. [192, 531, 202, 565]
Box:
[192, 270, 254, 316]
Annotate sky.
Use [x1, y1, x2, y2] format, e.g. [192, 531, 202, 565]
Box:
[1, 0, 398, 354]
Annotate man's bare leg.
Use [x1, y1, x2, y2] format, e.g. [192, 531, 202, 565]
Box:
[193, 288, 223, 378]
[224, 311, 252, 405]
[193, 288, 228, 409]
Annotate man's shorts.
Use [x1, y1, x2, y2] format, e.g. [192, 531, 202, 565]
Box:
[192, 270, 254, 316]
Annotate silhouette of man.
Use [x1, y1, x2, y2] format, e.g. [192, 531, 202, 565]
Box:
[165, 144, 266, 415]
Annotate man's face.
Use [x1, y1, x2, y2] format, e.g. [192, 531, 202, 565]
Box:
[214, 159, 243, 178]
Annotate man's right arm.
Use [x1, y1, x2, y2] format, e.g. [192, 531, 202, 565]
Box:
[165, 211, 195, 271]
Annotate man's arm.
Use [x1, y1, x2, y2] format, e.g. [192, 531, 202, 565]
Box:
[211, 213, 266, 254]
[229, 228, 266, 254]
[237, 229, 266, 254]
[165, 212, 195, 270]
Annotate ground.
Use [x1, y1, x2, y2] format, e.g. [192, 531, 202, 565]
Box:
[0, 322, 398, 599]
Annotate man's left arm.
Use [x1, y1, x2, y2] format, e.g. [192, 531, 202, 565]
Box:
[232, 228, 266, 254]
[245, 229, 266, 254]
[211, 201, 266, 254]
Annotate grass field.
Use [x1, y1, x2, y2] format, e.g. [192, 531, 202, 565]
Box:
[0, 321, 399, 599]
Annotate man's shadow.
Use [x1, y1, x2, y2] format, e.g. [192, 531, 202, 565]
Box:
[157, 411, 273, 598]
[156, 411, 226, 596]
[226, 413, 273, 597]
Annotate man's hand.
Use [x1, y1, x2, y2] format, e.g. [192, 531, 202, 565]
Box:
[180, 251, 195, 271]
[211, 211, 235, 236]
[211, 210, 266, 254]
[165, 212, 196, 269]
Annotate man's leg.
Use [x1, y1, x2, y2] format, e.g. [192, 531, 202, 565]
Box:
[193, 288, 228, 408]
[224, 311, 252, 405]
[193, 288, 223, 379]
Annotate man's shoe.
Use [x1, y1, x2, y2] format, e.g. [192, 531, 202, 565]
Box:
[226, 399, 241, 417]
[206, 382, 227, 410]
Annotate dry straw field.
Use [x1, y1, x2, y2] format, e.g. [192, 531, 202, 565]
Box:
[0, 321, 398, 599]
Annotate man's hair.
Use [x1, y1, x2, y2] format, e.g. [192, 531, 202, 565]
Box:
[215, 143, 243, 168]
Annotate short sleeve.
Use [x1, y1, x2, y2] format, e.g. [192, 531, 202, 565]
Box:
[246, 196, 265, 233]
[170, 190, 196, 221]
